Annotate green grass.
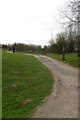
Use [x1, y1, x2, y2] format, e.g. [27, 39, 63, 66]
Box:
[0, 49, 2, 119]
[45, 53, 80, 67]
[2, 51, 54, 118]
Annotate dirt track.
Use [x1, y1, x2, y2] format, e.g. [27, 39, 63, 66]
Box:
[32, 55, 78, 118]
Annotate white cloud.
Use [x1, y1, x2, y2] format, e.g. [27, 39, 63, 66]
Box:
[0, 0, 66, 46]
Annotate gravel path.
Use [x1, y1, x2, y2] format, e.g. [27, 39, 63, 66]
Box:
[32, 55, 78, 118]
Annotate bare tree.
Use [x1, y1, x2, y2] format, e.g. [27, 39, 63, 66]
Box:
[59, 0, 80, 55]
[60, 0, 80, 28]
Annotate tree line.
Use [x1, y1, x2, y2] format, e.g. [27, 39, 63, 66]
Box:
[2, 43, 42, 53]
[46, 29, 78, 54]
[2, 28, 78, 54]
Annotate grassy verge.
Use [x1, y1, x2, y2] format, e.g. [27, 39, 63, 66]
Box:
[2, 51, 54, 118]
[44, 54, 79, 67]
[0, 49, 2, 119]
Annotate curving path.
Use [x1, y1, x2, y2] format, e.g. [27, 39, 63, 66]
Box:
[32, 55, 78, 118]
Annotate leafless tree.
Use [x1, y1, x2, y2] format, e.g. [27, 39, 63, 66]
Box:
[60, 0, 80, 30]
[59, 0, 80, 55]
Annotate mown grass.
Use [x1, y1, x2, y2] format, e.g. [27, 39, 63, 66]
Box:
[2, 50, 54, 118]
[45, 54, 80, 67]
[0, 49, 2, 119]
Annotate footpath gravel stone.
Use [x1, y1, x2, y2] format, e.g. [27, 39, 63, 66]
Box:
[32, 55, 78, 118]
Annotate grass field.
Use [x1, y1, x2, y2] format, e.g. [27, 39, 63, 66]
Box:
[44, 54, 80, 67]
[2, 51, 54, 118]
[0, 49, 2, 119]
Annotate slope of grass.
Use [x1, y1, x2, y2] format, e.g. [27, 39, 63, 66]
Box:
[45, 54, 79, 67]
[2, 51, 54, 118]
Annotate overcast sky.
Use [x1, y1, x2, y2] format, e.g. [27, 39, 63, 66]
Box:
[0, 0, 67, 47]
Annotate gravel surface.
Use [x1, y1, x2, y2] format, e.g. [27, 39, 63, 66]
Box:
[32, 55, 78, 118]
